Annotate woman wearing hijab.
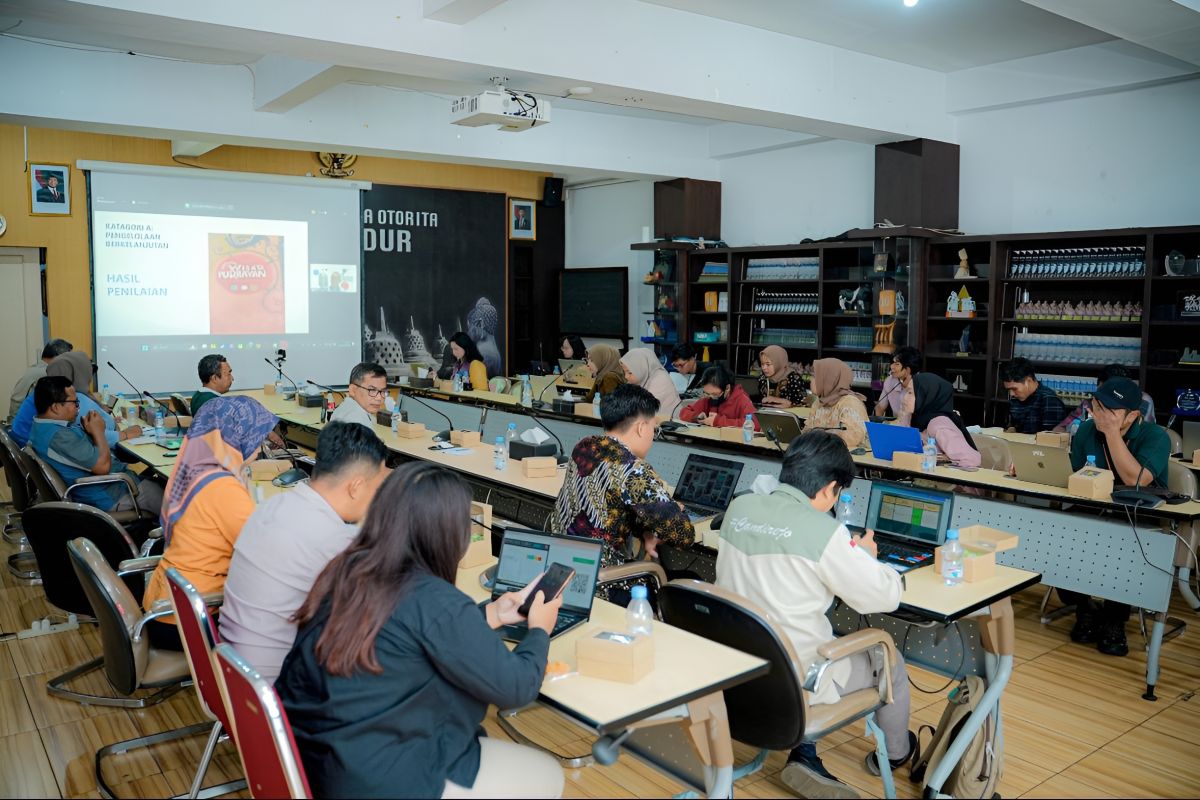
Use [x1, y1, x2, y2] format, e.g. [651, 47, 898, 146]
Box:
[803, 358, 869, 449]
[620, 348, 681, 418]
[906, 373, 981, 469]
[142, 395, 279, 650]
[582, 343, 625, 403]
[758, 345, 808, 408]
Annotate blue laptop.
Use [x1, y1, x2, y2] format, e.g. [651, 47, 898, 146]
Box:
[864, 421, 924, 460]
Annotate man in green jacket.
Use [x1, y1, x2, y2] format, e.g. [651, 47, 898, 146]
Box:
[191, 354, 233, 415]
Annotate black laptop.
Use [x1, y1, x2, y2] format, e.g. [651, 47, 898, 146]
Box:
[860, 481, 954, 573]
[672, 454, 744, 523]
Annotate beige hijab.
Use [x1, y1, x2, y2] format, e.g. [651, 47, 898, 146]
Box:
[47, 350, 94, 393]
[759, 345, 796, 384]
[812, 358, 865, 407]
[620, 348, 681, 416]
[588, 344, 623, 384]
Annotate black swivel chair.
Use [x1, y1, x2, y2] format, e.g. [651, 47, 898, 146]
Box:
[22, 444, 159, 534]
[0, 424, 39, 578]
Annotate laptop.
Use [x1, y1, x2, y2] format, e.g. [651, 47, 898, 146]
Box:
[1008, 441, 1075, 488]
[672, 453, 744, 523]
[484, 529, 602, 642]
[557, 359, 587, 383]
[863, 481, 954, 573]
[1181, 420, 1200, 461]
[864, 421, 925, 461]
[755, 408, 804, 446]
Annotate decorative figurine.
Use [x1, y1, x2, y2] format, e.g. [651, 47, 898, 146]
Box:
[947, 291, 960, 314]
[954, 247, 972, 279]
[896, 290, 906, 315]
[957, 325, 971, 356]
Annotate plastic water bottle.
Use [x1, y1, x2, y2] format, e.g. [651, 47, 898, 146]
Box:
[742, 414, 755, 444]
[153, 407, 165, 444]
[452, 372, 464, 393]
[1086, 454, 1097, 469]
[493, 436, 507, 471]
[1068, 417, 1082, 442]
[837, 492, 855, 530]
[521, 376, 533, 408]
[922, 434, 938, 472]
[942, 529, 963, 586]
[506, 422, 518, 448]
[626, 585, 654, 637]
[592, 391, 601, 417]
[391, 411, 401, 435]
[101, 383, 111, 406]
[553, 365, 561, 375]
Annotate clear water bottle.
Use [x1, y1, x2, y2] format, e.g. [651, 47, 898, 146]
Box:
[101, 383, 111, 406]
[742, 414, 755, 444]
[154, 407, 165, 444]
[626, 585, 654, 637]
[521, 376, 533, 408]
[1086, 454, 1097, 470]
[592, 391, 601, 417]
[452, 372, 464, 393]
[391, 411, 402, 435]
[493, 436, 507, 471]
[1068, 417, 1082, 442]
[942, 529, 963, 587]
[553, 365, 561, 375]
[922, 434, 938, 472]
[506, 422, 518, 448]
[837, 491, 855, 530]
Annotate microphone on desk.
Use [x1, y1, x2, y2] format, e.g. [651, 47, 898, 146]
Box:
[264, 358, 301, 398]
[305, 379, 346, 400]
[659, 397, 692, 435]
[404, 392, 455, 442]
[533, 376, 559, 410]
[141, 391, 182, 426]
[477, 405, 489, 435]
[870, 380, 904, 422]
[106, 361, 174, 422]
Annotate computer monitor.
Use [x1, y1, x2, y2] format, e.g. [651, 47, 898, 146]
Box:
[493, 529, 601, 616]
[673, 454, 744, 512]
[865, 481, 954, 547]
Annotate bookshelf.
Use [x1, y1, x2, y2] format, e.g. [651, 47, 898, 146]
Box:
[630, 242, 691, 359]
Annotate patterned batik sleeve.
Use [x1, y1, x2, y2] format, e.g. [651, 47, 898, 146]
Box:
[626, 463, 695, 547]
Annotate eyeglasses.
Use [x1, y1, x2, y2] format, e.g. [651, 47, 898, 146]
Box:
[353, 384, 388, 398]
[59, 399, 80, 407]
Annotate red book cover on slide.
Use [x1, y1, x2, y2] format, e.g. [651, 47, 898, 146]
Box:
[209, 233, 285, 334]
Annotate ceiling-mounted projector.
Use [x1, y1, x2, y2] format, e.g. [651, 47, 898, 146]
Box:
[450, 89, 550, 132]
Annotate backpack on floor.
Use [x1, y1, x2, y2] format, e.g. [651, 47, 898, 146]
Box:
[909, 674, 1003, 799]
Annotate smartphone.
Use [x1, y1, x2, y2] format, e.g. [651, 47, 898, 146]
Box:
[517, 562, 576, 618]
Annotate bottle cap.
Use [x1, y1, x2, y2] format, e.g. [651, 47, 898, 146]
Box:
[630, 585, 648, 600]
[508, 422, 517, 429]
[495, 436, 504, 444]
[946, 529, 959, 540]
[839, 492, 853, 503]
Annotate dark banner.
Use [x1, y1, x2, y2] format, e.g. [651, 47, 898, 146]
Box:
[362, 185, 506, 381]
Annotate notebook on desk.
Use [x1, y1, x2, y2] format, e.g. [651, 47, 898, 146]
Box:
[864, 421, 924, 461]
[672, 453, 744, 524]
[1008, 441, 1074, 488]
[862, 481, 954, 573]
[484, 529, 602, 643]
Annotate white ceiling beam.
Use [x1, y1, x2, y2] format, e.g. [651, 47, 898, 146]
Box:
[1020, 0, 1200, 66]
[170, 140, 221, 157]
[251, 55, 346, 113]
[708, 124, 826, 160]
[422, 0, 506, 24]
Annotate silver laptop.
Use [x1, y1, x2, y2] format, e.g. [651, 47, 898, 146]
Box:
[864, 481, 954, 573]
[754, 408, 804, 446]
[672, 454, 744, 523]
[1008, 440, 1075, 488]
[485, 529, 602, 642]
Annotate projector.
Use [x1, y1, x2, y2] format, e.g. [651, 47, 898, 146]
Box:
[450, 90, 550, 132]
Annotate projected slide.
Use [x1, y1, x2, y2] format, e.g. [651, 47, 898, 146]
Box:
[89, 168, 362, 392]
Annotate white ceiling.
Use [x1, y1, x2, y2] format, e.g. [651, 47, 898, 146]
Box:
[639, 0, 1118, 72]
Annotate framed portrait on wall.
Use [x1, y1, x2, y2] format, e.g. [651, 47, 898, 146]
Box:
[29, 163, 71, 216]
[509, 197, 536, 240]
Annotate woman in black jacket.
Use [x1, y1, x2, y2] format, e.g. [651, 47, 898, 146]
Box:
[277, 462, 565, 799]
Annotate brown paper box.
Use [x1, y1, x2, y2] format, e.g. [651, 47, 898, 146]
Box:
[395, 421, 427, 439]
[460, 503, 494, 569]
[1035, 431, 1070, 449]
[263, 383, 277, 395]
[577, 630, 654, 683]
[933, 525, 1019, 582]
[892, 451, 926, 471]
[450, 430, 482, 447]
[523, 456, 558, 478]
[574, 402, 597, 418]
[719, 426, 750, 443]
[248, 459, 291, 480]
[1067, 465, 1115, 500]
[1192, 449, 1200, 465]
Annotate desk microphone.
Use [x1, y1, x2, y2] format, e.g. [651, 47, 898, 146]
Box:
[305, 379, 346, 400]
[477, 405, 489, 435]
[264, 358, 300, 398]
[108, 361, 179, 425]
[659, 396, 691, 434]
[141, 391, 182, 426]
[533, 376, 559, 410]
[404, 391, 455, 442]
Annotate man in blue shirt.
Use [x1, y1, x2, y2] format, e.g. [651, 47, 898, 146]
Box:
[10, 357, 142, 447]
[28, 377, 162, 513]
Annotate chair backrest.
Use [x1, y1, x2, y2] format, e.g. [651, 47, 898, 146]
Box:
[214, 643, 312, 799]
[23, 502, 140, 614]
[488, 376, 511, 394]
[658, 579, 807, 751]
[165, 567, 233, 732]
[1167, 461, 1197, 498]
[0, 424, 35, 512]
[1162, 426, 1183, 456]
[67, 536, 148, 696]
[170, 393, 193, 416]
[22, 445, 68, 502]
[973, 434, 1013, 472]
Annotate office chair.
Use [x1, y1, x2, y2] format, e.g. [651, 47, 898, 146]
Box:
[1161, 426, 1183, 456]
[1, 423, 39, 578]
[171, 393, 194, 416]
[22, 444, 159, 529]
[973, 434, 1013, 472]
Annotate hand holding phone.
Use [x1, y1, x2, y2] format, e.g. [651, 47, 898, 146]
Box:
[517, 562, 575, 618]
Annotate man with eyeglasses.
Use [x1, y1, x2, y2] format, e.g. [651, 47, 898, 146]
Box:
[28, 376, 164, 513]
[330, 362, 388, 430]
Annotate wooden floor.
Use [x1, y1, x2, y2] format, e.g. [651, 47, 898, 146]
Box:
[2, 487, 1199, 798]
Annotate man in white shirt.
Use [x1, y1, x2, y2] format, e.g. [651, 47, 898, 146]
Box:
[220, 421, 389, 680]
[8, 338, 72, 419]
[329, 361, 387, 429]
[717, 430, 913, 799]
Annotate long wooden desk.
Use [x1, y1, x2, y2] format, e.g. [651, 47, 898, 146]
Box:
[456, 558, 767, 797]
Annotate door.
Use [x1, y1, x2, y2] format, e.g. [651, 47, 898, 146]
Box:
[0, 248, 45, 412]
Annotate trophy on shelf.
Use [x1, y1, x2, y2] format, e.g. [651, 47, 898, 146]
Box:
[957, 325, 972, 357]
[946, 286, 977, 318]
[896, 290, 907, 315]
[954, 247, 974, 279]
[873, 289, 898, 354]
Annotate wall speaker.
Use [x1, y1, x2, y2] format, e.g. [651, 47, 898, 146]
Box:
[543, 177, 564, 208]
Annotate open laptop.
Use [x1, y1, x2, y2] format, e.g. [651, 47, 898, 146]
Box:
[557, 359, 588, 383]
[673, 453, 744, 523]
[1008, 440, 1074, 488]
[1181, 420, 1200, 461]
[755, 408, 804, 446]
[484, 529, 602, 642]
[863, 481, 954, 573]
[864, 421, 925, 461]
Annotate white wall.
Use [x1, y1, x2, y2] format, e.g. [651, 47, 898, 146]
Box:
[564, 180, 655, 348]
[957, 78, 1200, 234]
[717, 139, 876, 246]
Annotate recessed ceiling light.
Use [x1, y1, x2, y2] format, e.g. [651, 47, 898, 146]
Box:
[903, 0, 918, 6]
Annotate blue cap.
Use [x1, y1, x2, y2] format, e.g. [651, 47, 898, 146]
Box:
[946, 529, 959, 540]
[495, 436, 504, 444]
[840, 492, 853, 503]
[507, 422, 517, 429]
[630, 585, 648, 600]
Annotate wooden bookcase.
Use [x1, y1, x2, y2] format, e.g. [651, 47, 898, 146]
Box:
[630, 241, 693, 360]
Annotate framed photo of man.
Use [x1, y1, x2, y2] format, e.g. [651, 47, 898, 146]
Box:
[29, 163, 71, 216]
[509, 197, 536, 240]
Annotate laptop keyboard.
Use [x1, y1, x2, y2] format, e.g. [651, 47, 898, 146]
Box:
[685, 505, 714, 521]
[876, 539, 934, 568]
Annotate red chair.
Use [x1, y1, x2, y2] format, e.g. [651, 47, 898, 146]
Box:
[164, 567, 247, 799]
[213, 643, 312, 799]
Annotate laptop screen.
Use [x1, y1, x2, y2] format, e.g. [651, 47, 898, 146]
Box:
[494, 530, 601, 615]
[866, 481, 953, 546]
[673, 454, 744, 511]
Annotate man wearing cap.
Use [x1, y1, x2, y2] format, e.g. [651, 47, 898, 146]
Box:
[1061, 376, 1169, 656]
